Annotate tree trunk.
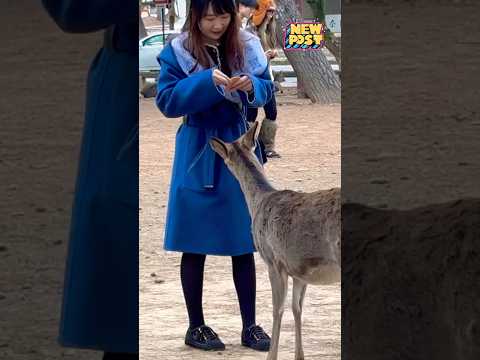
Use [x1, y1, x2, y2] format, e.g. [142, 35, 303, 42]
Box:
[275, 0, 341, 104]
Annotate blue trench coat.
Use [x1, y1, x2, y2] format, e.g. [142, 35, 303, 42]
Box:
[156, 31, 274, 256]
[42, 0, 138, 353]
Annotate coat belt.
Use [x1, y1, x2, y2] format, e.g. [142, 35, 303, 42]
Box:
[183, 95, 249, 190]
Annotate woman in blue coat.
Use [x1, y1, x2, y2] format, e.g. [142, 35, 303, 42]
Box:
[156, 0, 274, 352]
[41, 1, 138, 359]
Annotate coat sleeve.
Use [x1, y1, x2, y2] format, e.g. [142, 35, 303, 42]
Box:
[155, 51, 226, 118]
[242, 67, 274, 108]
[41, 0, 136, 33]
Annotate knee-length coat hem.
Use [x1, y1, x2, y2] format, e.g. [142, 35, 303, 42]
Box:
[163, 245, 256, 257]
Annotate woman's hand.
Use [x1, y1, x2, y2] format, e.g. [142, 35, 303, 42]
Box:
[265, 49, 277, 60]
[212, 69, 230, 87]
[228, 75, 253, 92]
[214, 70, 253, 93]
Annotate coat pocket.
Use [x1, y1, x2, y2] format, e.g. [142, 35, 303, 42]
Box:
[182, 143, 216, 192]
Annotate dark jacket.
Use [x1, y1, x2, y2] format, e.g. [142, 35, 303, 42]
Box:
[41, 0, 138, 353]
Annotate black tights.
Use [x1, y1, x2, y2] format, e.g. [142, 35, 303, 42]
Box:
[180, 252, 256, 330]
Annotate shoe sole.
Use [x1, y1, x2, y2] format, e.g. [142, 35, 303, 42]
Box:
[185, 340, 225, 351]
[241, 341, 270, 352]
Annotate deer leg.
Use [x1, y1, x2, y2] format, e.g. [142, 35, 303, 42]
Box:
[266, 265, 288, 360]
[292, 278, 307, 360]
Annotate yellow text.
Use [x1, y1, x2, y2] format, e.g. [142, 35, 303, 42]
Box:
[288, 34, 323, 46]
[290, 23, 323, 35]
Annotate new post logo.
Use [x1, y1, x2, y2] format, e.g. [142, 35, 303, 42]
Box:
[283, 21, 326, 51]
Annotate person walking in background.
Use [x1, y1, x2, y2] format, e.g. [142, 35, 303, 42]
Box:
[156, 0, 273, 353]
[41, 1, 139, 359]
[247, 0, 281, 158]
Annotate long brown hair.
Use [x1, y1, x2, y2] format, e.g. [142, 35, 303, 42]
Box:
[256, 12, 277, 50]
[184, 0, 244, 72]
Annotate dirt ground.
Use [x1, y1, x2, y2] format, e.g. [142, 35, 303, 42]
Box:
[139, 93, 341, 360]
[342, 1, 480, 209]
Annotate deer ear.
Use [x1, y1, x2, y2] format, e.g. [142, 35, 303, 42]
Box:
[242, 121, 260, 149]
[209, 137, 229, 159]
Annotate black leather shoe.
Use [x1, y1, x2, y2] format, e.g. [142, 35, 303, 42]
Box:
[265, 150, 281, 158]
[241, 324, 271, 351]
[185, 325, 225, 351]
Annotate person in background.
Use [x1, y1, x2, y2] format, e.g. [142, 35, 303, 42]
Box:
[156, 0, 273, 353]
[237, 0, 270, 163]
[167, 1, 177, 31]
[248, 0, 281, 158]
[41, 1, 139, 359]
[237, 0, 258, 29]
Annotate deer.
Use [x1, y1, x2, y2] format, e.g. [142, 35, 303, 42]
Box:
[209, 121, 340, 360]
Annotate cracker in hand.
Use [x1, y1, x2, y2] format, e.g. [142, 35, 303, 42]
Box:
[226, 76, 241, 91]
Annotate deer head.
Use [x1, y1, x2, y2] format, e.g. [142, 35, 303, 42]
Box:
[209, 120, 263, 178]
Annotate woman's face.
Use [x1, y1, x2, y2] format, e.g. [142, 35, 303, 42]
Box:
[199, 3, 231, 43]
[266, 9, 275, 21]
[238, 4, 253, 19]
